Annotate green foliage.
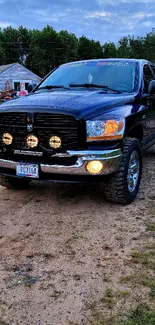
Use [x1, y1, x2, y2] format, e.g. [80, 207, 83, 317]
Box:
[0, 26, 155, 76]
[131, 250, 155, 270]
[102, 42, 117, 58]
[78, 36, 103, 60]
[2, 26, 20, 63]
[122, 304, 155, 325]
[88, 304, 155, 325]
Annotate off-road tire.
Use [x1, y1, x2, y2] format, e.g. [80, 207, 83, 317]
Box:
[103, 138, 142, 204]
[0, 176, 31, 189]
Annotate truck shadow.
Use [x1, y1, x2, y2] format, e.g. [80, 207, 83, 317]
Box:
[28, 146, 154, 205]
[30, 180, 108, 205]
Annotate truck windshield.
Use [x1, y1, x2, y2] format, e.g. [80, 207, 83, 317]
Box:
[37, 61, 138, 93]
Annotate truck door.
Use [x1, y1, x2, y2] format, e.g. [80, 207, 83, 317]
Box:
[141, 63, 155, 148]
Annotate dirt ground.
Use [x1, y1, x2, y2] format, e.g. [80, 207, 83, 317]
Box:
[0, 147, 155, 325]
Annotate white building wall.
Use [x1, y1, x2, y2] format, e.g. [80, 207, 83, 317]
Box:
[0, 63, 41, 91]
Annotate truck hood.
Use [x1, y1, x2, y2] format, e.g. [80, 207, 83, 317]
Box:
[0, 90, 137, 119]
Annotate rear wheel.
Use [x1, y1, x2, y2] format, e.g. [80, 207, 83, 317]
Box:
[0, 176, 31, 189]
[103, 138, 142, 204]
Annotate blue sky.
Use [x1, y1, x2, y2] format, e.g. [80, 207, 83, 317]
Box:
[0, 0, 155, 44]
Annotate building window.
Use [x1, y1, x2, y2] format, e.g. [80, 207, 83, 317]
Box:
[14, 82, 20, 91]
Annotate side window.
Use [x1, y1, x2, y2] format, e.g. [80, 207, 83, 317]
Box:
[143, 64, 154, 93]
[150, 65, 155, 78]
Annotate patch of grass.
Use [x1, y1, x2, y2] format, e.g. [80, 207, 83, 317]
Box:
[100, 288, 131, 309]
[149, 281, 155, 298]
[131, 250, 155, 269]
[144, 243, 155, 250]
[89, 304, 155, 325]
[89, 316, 120, 325]
[120, 274, 136, 284]
[118, 290, 131, 298]
[121, 304, 155, 325]
[100, 288, 116, 309]
[120, 273, 150, 286]
[120, 273, 155, 299]
[145, 221, 155, 232]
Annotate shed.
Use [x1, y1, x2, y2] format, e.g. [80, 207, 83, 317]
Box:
[0, 63, 41, 93]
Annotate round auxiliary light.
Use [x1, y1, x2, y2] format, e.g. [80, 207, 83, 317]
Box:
[2, 133, 13, 145]
[49, 136, 61, 149]
[86, 160, 103, 175]
[27, 135, 38, 148]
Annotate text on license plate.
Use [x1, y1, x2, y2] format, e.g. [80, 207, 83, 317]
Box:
[16, 163, 39, 178]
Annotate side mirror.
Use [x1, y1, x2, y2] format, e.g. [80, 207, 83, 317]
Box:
[27, 83, 37, 93]
[148, 80, 155, 95]
[27, 84, 34, 93]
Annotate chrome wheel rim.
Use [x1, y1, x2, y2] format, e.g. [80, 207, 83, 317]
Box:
[127, 151, 140, 193]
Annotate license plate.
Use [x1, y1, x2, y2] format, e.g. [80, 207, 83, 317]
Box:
[16, 163, 39, 178]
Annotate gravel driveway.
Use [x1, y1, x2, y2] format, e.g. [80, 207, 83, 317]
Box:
[0, 148, 155, 325]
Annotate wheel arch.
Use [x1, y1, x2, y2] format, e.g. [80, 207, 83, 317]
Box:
[126, 124, 143, 143]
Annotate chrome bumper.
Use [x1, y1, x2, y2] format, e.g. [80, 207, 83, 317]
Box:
[0, 148, 122, 176]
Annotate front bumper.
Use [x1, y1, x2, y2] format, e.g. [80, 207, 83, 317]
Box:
[0, 148, 122, 180]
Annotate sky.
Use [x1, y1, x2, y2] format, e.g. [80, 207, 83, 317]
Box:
[0, 0, 155, 44]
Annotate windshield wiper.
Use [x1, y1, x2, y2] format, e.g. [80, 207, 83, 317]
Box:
[36, 85, 70, 91]
[69, 83, 122, 93]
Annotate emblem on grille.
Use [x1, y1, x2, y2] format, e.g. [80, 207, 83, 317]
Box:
[27, 124, 33, 132]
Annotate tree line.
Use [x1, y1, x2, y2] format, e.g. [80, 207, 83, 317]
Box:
[0, 25, 155, 77]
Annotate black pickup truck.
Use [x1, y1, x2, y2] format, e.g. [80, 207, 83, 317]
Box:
[0, 58, 155, 204]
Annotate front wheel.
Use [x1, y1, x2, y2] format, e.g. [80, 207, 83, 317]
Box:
[0, 176, 31, 189]
[103, 138, 142, 204]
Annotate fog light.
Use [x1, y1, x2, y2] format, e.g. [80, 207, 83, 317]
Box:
[49, 136, 61, 149]
[27, 135, 38, 148]
[2, 133, 13, 145]
[86, 160, 103, 174]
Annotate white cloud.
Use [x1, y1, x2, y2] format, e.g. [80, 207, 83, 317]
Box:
[29, 9, 68, 23]
[118, 11, 154, 31]
[85, 10, 115, 19]
[0, 0, 155, 43]
[0, 21, 15, 28]
[97, 0, 155, 4]
[143, 21, 152, 27]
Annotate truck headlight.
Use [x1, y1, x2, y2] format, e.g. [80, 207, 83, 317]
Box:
[86, 118, 125, 141]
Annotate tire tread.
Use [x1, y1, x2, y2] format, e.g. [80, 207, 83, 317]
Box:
[104, 138, 142, 204]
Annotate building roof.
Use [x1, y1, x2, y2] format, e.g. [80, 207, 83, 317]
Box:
[0, 63, 16, 74]
[0, 62, 41, 81]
